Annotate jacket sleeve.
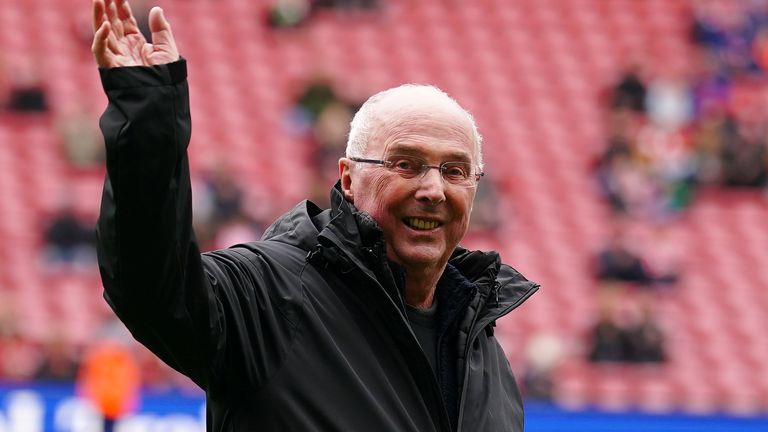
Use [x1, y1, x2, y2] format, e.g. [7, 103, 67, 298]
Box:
[95, 60, 295, 394]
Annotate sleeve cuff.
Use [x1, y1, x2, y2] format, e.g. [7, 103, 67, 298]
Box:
[99, 58, 187, 90]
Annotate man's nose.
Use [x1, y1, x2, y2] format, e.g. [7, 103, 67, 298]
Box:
[414, 167, 447, 205]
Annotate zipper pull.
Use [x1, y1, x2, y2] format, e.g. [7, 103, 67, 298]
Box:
[493, 282, 500, 307]
[306, 245, 323, 264]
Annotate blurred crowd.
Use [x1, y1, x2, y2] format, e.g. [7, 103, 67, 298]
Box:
[1, 0, 767, 410]
[523, 0, 768, 402]
[266, 0, 379, 29]
[0, 300, 196, 393]
[595, 0, 768, 224]
[587, 0, 768, 369]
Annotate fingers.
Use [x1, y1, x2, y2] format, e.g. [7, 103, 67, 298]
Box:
[105, 0, 125, 40]
[116, 0, 141, 37]
[92, 0, 106, 33]
[92, 2, 178, 67]
[92, 1, 120, 68]
[141, 43, 154, 62]
[92, 21, 114, 68]
[106, 27, 122, 55]
[115, 0, 131, 20]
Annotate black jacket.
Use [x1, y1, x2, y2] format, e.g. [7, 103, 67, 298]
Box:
[96, 59, 539, 431]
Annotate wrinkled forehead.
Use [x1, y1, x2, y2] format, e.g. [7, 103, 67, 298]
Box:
[368, 97, 478, 159]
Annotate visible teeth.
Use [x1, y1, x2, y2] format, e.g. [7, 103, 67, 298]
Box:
[406, 218, 439, 230]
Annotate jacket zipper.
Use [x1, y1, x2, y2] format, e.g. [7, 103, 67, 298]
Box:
[455, 281, 538, 431]
[349, 243, 452, 431]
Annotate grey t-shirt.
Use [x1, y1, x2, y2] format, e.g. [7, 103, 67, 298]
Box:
[406, 300, 439, 374]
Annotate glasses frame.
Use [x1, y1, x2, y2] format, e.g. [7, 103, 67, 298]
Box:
[350, 155, 484, 188]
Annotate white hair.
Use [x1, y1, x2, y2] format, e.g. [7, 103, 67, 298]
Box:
[346, 84, 484, 171]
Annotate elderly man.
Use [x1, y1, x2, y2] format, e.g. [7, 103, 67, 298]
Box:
[92, 0, 538, 431]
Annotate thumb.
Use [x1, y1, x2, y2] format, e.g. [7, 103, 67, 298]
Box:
[148, 6, 172, 45]
[147, 6, 179, 62]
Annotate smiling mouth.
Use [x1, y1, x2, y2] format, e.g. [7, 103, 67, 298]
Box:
[404, 217, 442, 230]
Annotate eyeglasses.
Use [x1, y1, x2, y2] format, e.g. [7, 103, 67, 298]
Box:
[350, 154, 484, 187]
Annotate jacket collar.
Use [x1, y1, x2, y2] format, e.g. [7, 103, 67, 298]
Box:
[450, 247, 540, 324]
[263, 182, 539, 321]
[318, 183, 384, 275]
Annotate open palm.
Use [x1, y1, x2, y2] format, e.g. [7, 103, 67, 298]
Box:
[92, 0, 179, 68]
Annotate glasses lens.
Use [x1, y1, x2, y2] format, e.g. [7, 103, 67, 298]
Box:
[441, 162, 473, 185]
[385, 155, 424, 178]
[384, 155, 480, 187]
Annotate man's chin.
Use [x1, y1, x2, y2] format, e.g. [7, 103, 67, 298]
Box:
[389, 245, 448, 270]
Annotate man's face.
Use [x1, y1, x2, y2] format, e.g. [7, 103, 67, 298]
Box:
[341, 104, 478, 272]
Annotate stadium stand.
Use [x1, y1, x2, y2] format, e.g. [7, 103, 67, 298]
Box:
[0, 0, 766, 415]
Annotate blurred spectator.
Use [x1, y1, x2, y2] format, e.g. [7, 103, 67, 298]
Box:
[588, 306, 627, 363]
[34, 333, 80, 382]
[691, 106, 736, 185]
[635, 123, 696, 215]
[596, 236, 653, 285]
[314, 0, 379, 10]
[192, 163, 269, 250]
[690, 55, 731, 120]
[5, 60, 48, 113]
[468, 179, 501, 233]
[289, 77, 361, 207]
[42, 202, 97, 269]
[292, 78, 344, 125]
[201, 163, 246, 227]
[77, 340, 141, 432]
[594, 108, 667, 219]
[267, 0, 312, 28]
[587, 304, 666, 364]
[720, 118, 768, 187]
[266, 0, 378, 28]
[691, 0, 728, 51]
[595, 147, 655, 218]
[522, 333, 563, 401]
[623, 307, 666, 363]
[645, 70, 694, 132]
[313, 100, 354, 180]
[691, 1, 759, 76]
[55, 106, 105, 169]
[610, 66, 647, 113]
[191, 175, 216, 249]
[595, 222, 678, 287]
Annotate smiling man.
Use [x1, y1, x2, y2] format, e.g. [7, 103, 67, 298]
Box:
[340, 85, 482, 309]
[92, 1, 539, 431]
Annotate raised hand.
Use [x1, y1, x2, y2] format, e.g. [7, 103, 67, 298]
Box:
[92, 0, 179, 68]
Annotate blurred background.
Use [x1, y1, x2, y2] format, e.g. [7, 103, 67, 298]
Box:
[0, 0, 767, 430]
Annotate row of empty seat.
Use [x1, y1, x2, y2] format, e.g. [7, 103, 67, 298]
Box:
[0, 0, 766, 414]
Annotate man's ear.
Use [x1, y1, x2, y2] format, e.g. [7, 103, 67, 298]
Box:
[338, 158, 354, 203]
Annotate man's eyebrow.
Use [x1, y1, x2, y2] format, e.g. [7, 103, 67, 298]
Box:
[443, 152, 472, 162]
[385, 144, 473, 162]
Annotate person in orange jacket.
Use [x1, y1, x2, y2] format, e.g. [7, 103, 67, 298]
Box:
[77, 341, 141, 432]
